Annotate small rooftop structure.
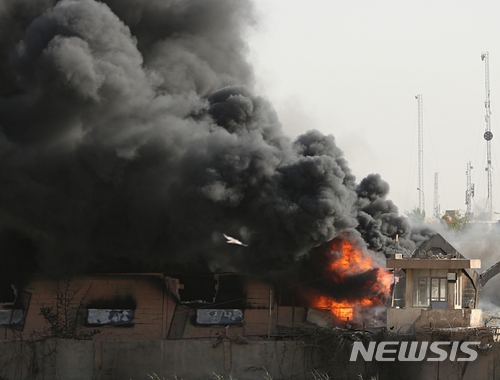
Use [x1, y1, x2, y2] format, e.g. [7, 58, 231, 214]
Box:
[386, 233, 486, 339]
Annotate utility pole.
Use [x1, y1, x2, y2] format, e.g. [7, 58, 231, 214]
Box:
[466, 161, 474, 218]
[415, 94, 424, 214]
[481, 52, 493, 219]
[433, 172, 440, 218]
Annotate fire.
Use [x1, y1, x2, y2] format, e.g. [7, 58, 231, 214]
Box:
[310, 237, 393, 323]
[314, 296, 355, 321]
[328, 239, 393, 294]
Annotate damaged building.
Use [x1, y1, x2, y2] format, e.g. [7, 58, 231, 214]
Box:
[1, 234, 500, 380]
[0, 272, 313, 341]
[0, 237, 393, 341]
[387, 233, 500, 344]
[3, 233, 497, 342]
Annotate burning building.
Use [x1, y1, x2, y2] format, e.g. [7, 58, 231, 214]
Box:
[1, 1, 500, 379]
[0, 0, 422, 272]
[295, 234, 393, 328]
[0, 0, 422, 319]
[0, 232, 394, 340]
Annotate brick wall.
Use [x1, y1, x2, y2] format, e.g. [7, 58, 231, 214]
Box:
[0, 274, 178, 341]
[0, 274, 307, 341]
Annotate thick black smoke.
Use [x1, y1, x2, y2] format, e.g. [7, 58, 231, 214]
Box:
[0, 0, 421, 278]
[356, 174, 414, 253]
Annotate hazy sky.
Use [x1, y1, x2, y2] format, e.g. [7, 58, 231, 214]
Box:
[247, 0, 500, 219]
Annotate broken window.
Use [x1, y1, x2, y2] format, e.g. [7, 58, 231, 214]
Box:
[0, 229, 38, 329]
[0, 286, 31, 330]
[86, 296, 136, 326]
[388, 269, 406, 308]
[174, 274, 246, 309]
[170, 274, 246, 327]
[176, 274, 217, 306]
[275, 281, 306, 308]
[0, 281, 16, 304]
[213, 274, 246, 309]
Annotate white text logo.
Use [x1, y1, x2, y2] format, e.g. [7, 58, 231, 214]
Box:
[349, 341, 480, 362]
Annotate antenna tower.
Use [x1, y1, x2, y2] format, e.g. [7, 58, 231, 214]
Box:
[465, 161, 474, 217]
[481, 51, 493, 219]
[433, 172, 440, 218]
[415, 94, 424, 214]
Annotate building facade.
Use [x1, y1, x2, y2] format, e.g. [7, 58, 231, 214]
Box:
[386, 233, 491, 341]
[0, 273, 309, 341]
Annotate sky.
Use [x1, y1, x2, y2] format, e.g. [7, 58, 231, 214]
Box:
[2, 0, 500, 309]
[247, 0, 500, 219]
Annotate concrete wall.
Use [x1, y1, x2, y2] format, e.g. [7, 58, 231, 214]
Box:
[0, 339, 311, 380]
[387, 307, 485, 336]
[0, 338, 499, 380]
[386, 307, 422, 333]
[419, 309, 483, 328]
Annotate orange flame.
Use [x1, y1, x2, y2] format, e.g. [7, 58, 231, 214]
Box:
[310, 238, 393, 323]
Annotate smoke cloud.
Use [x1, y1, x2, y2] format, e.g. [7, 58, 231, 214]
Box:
[440, 223, 500, 312]
[0, 0, 420, 280]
